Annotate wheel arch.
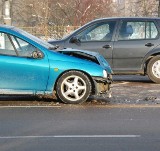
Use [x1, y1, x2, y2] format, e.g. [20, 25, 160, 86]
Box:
[53, 69, 96, 94]
[143, 51, 160, 74]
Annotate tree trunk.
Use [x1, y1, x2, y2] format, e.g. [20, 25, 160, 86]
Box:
[158, 0, 160, 17]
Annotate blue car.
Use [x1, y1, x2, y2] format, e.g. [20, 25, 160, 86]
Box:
[0, 25, 112, 104]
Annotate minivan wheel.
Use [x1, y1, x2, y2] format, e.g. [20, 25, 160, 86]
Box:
[56, 71, 91, 104]
[147, 56, 160, 83]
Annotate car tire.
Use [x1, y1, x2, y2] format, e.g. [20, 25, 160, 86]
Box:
[56, 71, 91, 104]
[147, 56, 160, 83]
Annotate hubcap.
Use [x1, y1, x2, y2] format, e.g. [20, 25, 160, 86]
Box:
[61, 75, 86, 101]
[152, 60, 160, 78]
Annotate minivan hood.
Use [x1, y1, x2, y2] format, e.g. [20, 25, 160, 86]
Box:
[48, 39, 65, 48]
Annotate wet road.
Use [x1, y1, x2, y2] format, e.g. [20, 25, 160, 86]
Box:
[0, 75, 160, 151]
[111, 75, 160, 105]
[0, 106, 160, 151]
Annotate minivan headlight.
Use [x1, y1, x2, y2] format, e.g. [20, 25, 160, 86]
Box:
[103, 70, 108, 78]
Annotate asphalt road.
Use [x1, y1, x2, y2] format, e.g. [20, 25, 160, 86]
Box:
[1, 106, 160, 151]
[0, 75, 160, 151]
[111, 75, 160, 105]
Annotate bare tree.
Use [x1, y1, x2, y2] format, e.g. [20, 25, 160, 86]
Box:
[10, 0, 160, 27]
[47, 0, 116, 26]
[0, 0, 3, 24]
[11, 0, 52, 26]
[123, 0, 158, 17]
[158, 0, 160, 17]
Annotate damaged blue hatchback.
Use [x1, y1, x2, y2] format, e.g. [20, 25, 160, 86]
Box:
[0, 25, 112, 104]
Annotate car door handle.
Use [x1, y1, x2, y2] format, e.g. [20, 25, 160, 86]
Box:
[145, 43, 154, 47]
[103, 45, 111, 49]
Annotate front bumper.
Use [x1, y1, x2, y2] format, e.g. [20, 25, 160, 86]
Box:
[92, 75, 112, 97]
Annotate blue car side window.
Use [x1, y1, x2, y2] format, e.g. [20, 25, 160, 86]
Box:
[0, 32, 38, 58]
[0, 33, 17, 56]
[10, 35, 37, 57]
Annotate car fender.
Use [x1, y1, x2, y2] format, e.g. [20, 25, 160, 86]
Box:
[46, 59, 105, 92]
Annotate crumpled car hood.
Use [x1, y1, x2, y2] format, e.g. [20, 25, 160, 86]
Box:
[58, 48, 113, 74]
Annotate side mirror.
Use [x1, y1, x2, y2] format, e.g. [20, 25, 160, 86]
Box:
[31, 51, 43, 59]
[70, 36, 81, 44]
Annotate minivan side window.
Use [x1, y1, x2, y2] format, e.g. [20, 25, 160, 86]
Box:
[118, 21, 158, 40]
[146, 22, 158, 39]
[76, 21, 116, 42]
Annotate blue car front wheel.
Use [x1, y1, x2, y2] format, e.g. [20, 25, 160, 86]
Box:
[56, 70, 91, 104]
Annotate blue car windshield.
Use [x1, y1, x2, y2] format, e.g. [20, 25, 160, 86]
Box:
[13, 27, 55, 50]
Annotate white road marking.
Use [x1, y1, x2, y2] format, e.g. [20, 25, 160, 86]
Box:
[113, 82, 130, 86]
[1, 104, 160, 108]
[0, 106, 61, 108]
[54, 135, 140, 138]
[0, 135, 141, 139]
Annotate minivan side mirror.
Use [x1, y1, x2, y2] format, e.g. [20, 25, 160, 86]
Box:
[70, 36, 81, 44]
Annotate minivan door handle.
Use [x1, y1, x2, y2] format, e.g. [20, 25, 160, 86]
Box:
[103, 45, 111, 49]
[145, 43, 154, 47]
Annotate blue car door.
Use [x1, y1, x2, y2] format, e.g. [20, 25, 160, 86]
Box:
[0, 32, 49, 92]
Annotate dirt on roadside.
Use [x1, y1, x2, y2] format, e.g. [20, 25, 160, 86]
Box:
[0, 75, 159, 106]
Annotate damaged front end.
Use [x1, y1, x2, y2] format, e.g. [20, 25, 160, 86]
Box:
[92, 74, 112, 98]
[58, 48, 113, 98]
